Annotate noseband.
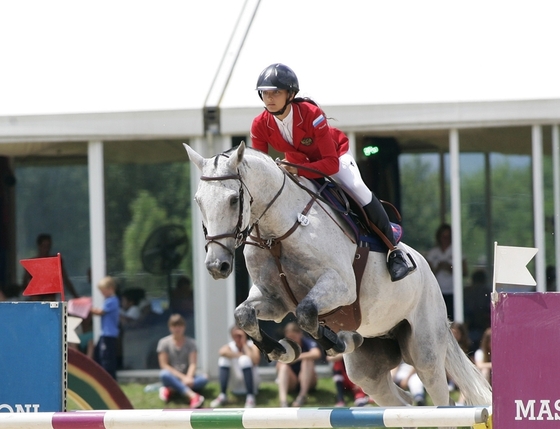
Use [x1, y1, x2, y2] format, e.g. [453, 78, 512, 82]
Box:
[199, 172, 250, 255]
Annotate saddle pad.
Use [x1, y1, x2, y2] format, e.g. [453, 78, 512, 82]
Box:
[318, 183, 402, 252]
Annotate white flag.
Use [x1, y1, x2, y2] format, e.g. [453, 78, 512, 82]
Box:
[67, 316, 82, 344]
[494, 243, 537, 286]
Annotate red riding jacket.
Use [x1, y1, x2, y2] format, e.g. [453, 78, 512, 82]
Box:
[250, 101, 349, 179]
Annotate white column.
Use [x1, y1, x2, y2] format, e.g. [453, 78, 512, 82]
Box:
[190, 136, 236, 377]
[88, 140, 107, 342]
[449, 129, 464, 322]
[347, 131, 357, 158]
[552, 125, 560, 291]
[439, 151, 446, 224]
[484, 153, 493, 279]
[532, 125, 546, 291]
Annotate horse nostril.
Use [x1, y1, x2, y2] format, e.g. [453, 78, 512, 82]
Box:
[220, 261, 231, 274]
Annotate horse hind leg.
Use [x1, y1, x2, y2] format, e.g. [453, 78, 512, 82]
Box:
[346, 337, 410, 405]
[345, 338, 418, 429]
[296, 296, 363, 354]
[396, 320, 453, 407]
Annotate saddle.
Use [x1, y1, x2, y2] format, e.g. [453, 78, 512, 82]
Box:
[315, 182, 404, 333]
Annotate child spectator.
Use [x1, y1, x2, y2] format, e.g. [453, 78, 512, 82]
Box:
[91, 276, 120, 379]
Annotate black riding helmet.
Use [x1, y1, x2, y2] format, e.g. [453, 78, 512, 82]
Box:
[256, 63, 299, 115]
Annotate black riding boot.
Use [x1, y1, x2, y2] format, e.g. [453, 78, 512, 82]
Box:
[362, 196, 414, 282]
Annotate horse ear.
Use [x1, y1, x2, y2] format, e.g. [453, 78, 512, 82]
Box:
[228, 141, 246, 169]
[183, 143, 205, 171]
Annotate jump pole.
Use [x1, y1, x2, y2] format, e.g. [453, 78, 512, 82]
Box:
[0, 406, 490, 428]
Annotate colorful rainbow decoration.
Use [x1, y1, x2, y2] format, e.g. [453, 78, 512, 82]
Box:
[67, 348, 133, 410]
[0, 406, 491, 428]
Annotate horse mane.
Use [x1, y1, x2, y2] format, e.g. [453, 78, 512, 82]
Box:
[214, 145, 276, 169]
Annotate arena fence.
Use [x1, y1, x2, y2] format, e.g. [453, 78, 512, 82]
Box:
[0, 406, 491, 428]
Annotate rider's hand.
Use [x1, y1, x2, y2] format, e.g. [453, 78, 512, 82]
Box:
[281, 159, 298, 175]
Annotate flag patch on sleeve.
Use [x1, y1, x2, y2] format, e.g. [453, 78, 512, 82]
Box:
[312, 114, 325, 127]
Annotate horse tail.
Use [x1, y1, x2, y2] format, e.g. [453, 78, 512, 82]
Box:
[444, 329, 492, 406]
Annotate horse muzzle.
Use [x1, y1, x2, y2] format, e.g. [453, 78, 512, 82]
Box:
[205, 253, 234, 279]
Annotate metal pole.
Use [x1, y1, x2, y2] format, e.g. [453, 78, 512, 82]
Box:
[532, 125, 546, 291]
[439, 150, 446, 224]
[552, 125, 560, 291]
[449, 129, 464, 322]
[88, 140, 106, 343]
[484, 152, 493, 281]
[348, 131, 357, 158]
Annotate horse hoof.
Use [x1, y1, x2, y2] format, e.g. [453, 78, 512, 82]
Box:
[274, 338, 301, 363]
[338, 331, 364, 354]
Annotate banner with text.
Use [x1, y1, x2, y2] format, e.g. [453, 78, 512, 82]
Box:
[0, 302, 66, 412]
[493, 292, 560, 427]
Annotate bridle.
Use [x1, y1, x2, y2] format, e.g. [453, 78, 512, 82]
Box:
[199, 167, 287, 256]
[199, 172, 248, 255]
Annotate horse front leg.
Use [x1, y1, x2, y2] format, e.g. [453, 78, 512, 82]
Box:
[234, 284, 301, 363]
[295, 269, 363, 355]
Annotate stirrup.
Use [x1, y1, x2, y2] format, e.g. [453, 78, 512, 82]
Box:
[316, 325, 345, 353]
[387, 248, 417, 282]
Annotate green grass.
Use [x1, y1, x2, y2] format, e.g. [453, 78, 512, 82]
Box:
[120, 377, 349, 409]
[67, 379, 472, 429]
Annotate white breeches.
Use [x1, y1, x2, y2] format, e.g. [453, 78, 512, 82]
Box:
[332, 152, 372, 206]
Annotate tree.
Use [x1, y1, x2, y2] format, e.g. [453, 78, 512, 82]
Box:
[123, 190, 168, 274]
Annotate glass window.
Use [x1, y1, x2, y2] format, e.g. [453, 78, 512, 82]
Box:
[104, 144, 193, 369]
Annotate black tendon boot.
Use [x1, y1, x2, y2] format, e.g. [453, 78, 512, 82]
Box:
[362, 196, 414, 282]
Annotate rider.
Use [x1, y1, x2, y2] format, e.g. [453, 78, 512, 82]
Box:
[250, 63, 414, 282]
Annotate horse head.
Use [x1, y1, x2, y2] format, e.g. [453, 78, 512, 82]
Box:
[184, 142, 251, 279]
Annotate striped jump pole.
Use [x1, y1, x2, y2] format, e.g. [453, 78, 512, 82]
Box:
[0, 406, 491, 428]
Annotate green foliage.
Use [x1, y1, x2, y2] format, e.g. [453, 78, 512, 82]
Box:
[399, 155, 441, 252]
[123, 190, 168, 274]
[117, 378, 462, 409]
[104, 157, 192, 278]
[400, 152, 557, 275]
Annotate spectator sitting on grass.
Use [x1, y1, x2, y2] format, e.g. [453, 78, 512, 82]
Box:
[157, 314, 208, 408]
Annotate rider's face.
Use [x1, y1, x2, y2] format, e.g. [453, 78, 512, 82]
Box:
[262, 89, 290, 111]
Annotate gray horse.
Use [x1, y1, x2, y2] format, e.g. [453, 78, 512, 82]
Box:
[185, 143, 491, 429]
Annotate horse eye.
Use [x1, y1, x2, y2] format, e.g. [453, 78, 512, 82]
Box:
[230, 196, 239, 206]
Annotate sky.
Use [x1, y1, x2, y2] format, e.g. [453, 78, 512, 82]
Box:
[2, 0, 560, 116]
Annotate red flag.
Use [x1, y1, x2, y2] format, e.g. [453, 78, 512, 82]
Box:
[20, 254, 64, 300]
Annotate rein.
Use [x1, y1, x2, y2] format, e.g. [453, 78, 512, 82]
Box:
[199, 167, 287, 256]
[246, 164, 355, 308]
[275, 159, 351, 215]
[246, 194, 317, 308]
[276, 160, 356, 244]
